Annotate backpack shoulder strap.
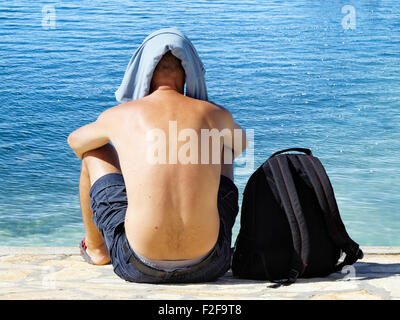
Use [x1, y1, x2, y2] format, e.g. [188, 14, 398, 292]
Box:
[264, 155, 310, 284]
[297, 155, 363, 270]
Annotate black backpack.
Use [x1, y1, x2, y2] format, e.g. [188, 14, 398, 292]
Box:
[231, 148, 363, 285]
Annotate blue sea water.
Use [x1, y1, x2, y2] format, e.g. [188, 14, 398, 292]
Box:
[0, 0, 399, 247]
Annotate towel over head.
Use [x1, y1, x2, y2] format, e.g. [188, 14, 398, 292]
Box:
[115, 27, 208, 103]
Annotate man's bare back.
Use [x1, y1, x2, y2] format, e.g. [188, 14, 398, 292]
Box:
[69, 87, 245, 261]
[112, 89, 233, 259]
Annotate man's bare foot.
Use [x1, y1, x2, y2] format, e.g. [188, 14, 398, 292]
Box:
[85, 241, 111, 265]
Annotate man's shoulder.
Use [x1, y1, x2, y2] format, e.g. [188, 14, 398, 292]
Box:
[206, 100, 228, 111]
[204, 101, 233, 120]
[97, 100, 144, 125]
[199, 101, 234, 130]
[104, 99, 144, 114]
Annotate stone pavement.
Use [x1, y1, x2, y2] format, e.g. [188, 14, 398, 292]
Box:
[0, 246, 399, 300]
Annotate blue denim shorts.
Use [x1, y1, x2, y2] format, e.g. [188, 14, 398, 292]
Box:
[90, 173, 239, 283]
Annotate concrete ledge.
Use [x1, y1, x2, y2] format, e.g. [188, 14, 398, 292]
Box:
[360, 247, 400, 255]
[0, 246, 398, 256]
[0, 246, 399, 300]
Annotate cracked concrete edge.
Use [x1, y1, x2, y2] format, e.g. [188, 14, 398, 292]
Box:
[0, 246, 399, 256]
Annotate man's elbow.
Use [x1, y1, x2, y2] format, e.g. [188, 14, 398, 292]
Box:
[67, 131, 78, 149]
[67, 131, 84, 158]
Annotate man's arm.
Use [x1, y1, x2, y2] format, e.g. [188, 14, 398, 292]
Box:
[209, 102, 247, 159]
[67, 109, 112, 159]
[225, 110, 247, 159]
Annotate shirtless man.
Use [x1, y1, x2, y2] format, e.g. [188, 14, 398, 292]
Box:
[68, 51, 246, 283]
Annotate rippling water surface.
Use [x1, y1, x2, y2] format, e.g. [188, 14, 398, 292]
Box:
[0, 1, 399, 246]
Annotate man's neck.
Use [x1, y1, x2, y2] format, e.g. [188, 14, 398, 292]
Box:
[150, 83, 184, 95]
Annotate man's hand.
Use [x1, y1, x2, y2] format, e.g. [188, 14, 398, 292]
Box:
[67, 110, 111, 159]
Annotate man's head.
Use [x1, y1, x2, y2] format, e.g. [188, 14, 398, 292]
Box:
[150, 50, 185, 94]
